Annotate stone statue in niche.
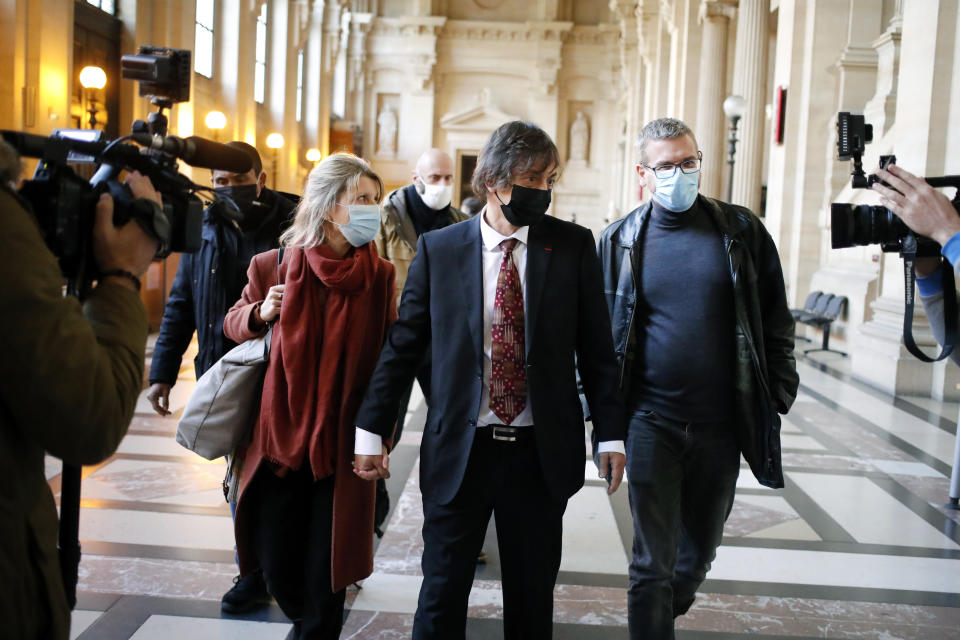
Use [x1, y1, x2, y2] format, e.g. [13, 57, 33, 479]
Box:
[377, 105, 397, 155]
[569, 111, 589, 166]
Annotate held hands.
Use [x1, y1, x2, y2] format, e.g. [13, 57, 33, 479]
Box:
[873, 164, 960, 248]
[597, 451, 626, 495]
[258, 284, 286, 323]
[146, 382, 172, 416]
[353, 445, 390, 481]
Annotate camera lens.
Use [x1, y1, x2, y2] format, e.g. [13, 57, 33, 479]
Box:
[831, 203, 853, 249]
[831, 203, 899, 249]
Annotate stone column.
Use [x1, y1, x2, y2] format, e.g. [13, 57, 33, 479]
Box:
[608, 1, 640, 211]
[303, 0, 325, 152]
[319, 1, 345, 156]
[345, 13, 372, 124]
[862, 5, 902, 138]
[674, 0, 704, 126]
[265, 0, 292, 192]
[695, 0, 735, 199]
[526, 22, 573, 141]
[730, 0, 769, 212]
[0, 0, 21, 129]
[635, 1, 660, 126]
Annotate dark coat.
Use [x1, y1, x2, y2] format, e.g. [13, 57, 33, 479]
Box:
[0, 187, 148, 639]
[149, 189, 295, 385]
[597, 195, 799, 488]
[377, 186, 468, 307]
[355, 214, 627, 506]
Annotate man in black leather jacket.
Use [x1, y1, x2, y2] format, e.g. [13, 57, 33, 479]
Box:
[596, 118, 798, 639]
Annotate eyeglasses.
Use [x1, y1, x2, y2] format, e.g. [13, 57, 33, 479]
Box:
[642, 152, 703, 179]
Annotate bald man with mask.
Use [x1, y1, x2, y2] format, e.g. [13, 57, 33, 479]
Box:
[378, 148, 468, 300]
[371, 149, 469, 537]
[377, 149, 468, 433]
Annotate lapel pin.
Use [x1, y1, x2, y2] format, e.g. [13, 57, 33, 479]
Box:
[544, 247, 552, 252]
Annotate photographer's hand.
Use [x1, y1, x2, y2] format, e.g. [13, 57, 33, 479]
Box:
[873, 165, 960, 247]
[126, 170, 162, 204]
[93, 171, 162, 286]
[914, 256, 942, 278]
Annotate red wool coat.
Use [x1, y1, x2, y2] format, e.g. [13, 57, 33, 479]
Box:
[223, 247, 396, 591]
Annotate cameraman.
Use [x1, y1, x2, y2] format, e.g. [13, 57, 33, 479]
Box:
[0, 140, 160, 639]
[873, 164, 960, 364]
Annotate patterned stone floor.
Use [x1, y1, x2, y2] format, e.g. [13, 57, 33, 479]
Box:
[57, 336, 960, 639]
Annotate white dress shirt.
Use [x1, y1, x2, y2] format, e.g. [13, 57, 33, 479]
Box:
[477, 214, 534, 426]
[355, 212, 624, 456]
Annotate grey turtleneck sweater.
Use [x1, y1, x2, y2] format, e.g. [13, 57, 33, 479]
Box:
[629, 199, 736, 423]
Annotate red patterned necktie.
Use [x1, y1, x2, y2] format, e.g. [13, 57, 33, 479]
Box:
[490, 238, 526, 425]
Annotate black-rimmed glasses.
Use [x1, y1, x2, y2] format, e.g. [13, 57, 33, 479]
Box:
[642, 152, 703, 179]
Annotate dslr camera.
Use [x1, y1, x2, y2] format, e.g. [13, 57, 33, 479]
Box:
[828, 112, 960, 364]
[830, 112, 960, 257]
[2, 46, 253, 295]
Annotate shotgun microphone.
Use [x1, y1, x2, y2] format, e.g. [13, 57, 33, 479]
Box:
[133, 134, 254, 173]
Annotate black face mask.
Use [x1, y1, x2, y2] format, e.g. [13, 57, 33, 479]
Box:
[496, 184, 551, 227]
[214, 185, 261, 223]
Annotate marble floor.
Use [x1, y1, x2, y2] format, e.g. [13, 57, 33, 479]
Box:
[54, 336, 960, 639]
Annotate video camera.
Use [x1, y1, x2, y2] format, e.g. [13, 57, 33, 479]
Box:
[830, 112, 960, 258]
[1, 45, 256, 610]
[1, 46, 253, 295]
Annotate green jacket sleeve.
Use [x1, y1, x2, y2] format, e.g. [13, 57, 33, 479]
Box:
[0, 189, 148, 465]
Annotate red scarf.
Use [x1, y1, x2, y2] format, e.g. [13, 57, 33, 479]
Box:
[257, 243, 383, 479]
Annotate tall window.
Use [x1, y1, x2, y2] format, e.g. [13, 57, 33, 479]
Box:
[194, 0, 215, 78]
[295, 49, 304, 122]
[255, 3, 268, 104]
[85, 0, 115, 14]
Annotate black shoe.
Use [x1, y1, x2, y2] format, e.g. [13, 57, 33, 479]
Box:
[221, 572, 270, 614]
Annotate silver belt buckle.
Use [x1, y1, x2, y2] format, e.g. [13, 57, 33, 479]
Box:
[492, 426, 518, 442]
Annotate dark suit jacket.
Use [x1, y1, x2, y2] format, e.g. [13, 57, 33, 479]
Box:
[355, 214, 625, 505]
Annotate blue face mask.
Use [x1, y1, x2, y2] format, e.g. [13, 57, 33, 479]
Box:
[652, 170, 699, 212]
[335, 204, 381, 247]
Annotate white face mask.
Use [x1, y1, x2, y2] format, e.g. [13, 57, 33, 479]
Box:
[417, 179, 453, 210]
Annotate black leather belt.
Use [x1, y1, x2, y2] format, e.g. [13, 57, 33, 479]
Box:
[477, 425, 534, 442]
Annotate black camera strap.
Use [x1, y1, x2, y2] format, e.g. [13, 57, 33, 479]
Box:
[902, 236, 957, 362]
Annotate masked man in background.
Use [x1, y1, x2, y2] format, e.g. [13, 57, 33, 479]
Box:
[370, 149, 470, 538]
[145, 140, 295, 614]
[376, 148, 469, 441]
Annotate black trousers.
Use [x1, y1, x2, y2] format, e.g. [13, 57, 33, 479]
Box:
[252, 466, 346, 640]
[413, 429, 567, 640]
[625, 410, 740, 639]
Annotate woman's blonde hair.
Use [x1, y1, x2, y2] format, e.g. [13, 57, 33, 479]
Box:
[280, 153, 384, 248]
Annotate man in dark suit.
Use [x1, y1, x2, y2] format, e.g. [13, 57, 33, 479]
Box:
[353, 121, 627, 640]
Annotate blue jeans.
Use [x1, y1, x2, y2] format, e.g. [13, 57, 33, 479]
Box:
[626, 409, 740, 639]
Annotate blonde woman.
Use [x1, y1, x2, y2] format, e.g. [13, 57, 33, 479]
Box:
[224, 153, 396, 638]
